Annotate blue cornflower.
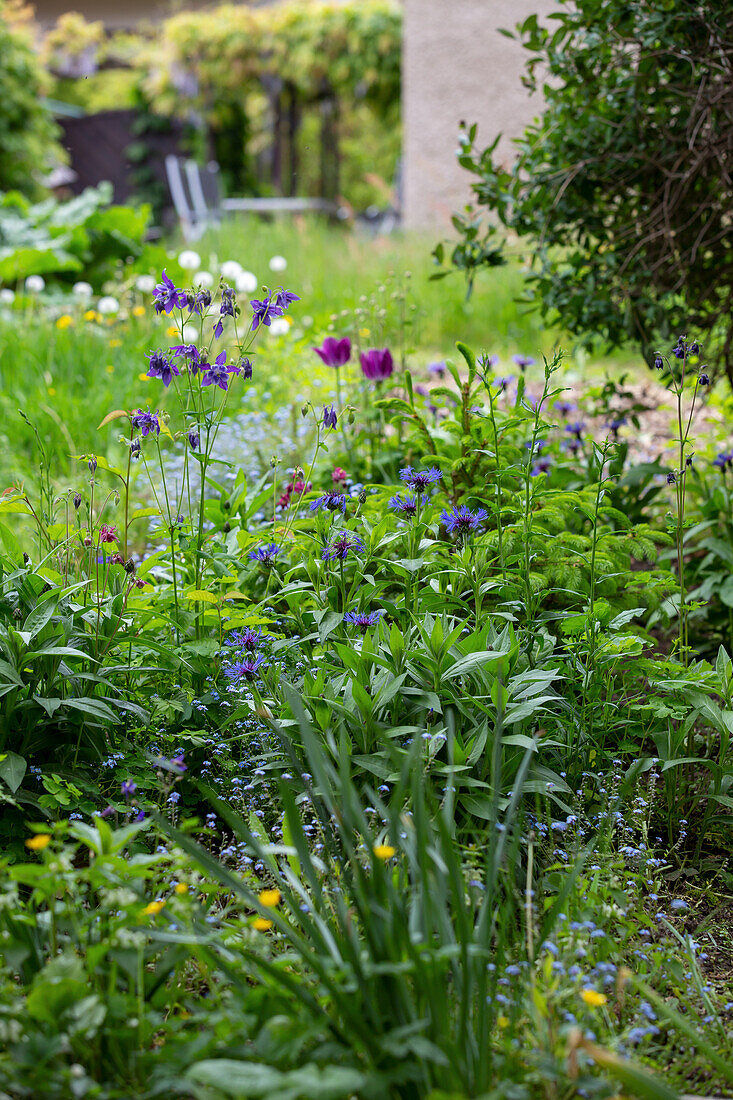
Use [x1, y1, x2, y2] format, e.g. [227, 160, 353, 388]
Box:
[399, 466, 442, 493]
[131, 409, 160, 437]
[201, 351, 233, 390]
[389, 493, 418, 518]
[607, 416, 626, 438]
[251, 296, 284, 330]
[713, 451, 733, 470]
[323, 404, 338, 430]
[441, 505, 488, 535]
[531, 456, 552, 476]
[225, 653, 266, 682]
[121, 779, 136, 798]
[343, 609, 384, 633]
[249, 543, 281, 566]
[554, 399, 576, 417]
[153, 270, 187, 314]
[171, 343, 204, 375]
[227, 626, 262, 650]
[565, 420, 585, 441]
[146, 349, 180, 388]
[310, 492, 347, 513]
[512, 354, 535, 371]
[322, 533, 365, 561]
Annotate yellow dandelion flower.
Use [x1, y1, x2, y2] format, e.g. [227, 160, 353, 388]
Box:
[580, 989, 607, 1007]
[373, 844, 396, 861]
[106, 364, 114, 374]
[84, 309, 99, 322]
[258, 888, 281, 907]
[25, 834, 51, 850]
[109, 338, 122, 348]
[252, 917, 273, 931]
[143, 900, 166, 916]
[132, 305, 146, 317]
[497, 1015, 509, 1029]
[174, 882, 188, 895]
[138, 372, 149, 381]
[166, 325, 179, 340]
[56, 314, 73, 329]
[47, 387, 56, 396]
[359, 327, 370, 338]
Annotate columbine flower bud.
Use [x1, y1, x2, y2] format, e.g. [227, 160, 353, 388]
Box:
[83, 536, 93, 547]
[88, 456, 98, 475]
[698, 372, 710, 386]
[124, 558, 136, 575]
[73, 492, 82, 509]
[301, 404, 309, 418]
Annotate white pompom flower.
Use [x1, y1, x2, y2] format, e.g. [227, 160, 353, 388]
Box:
[220, 260, 243, 281]
[268, 255, 287, 272]
[194, 271, 215, 288]
[135, 274, 156, 293]
[72, 281, 93, 298]
[235, 270, 258, 294]
[25, 275, 45, 294]
[178, 249, 201, 270]
[97, 296, 120, 315]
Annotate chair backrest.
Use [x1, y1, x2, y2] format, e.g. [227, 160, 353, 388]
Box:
[165, 154, 196, 239]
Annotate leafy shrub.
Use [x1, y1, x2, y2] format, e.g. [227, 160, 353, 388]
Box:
[0, 5, 62, 196]
[0, 183, 150, 288]
[439, 2, 733, 382]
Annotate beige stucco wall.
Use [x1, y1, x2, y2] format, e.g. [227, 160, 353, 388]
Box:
[403, 0, 556, 229]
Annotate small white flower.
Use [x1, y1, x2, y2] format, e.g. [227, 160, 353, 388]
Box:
[0, 288, 15, 304]
[72, 281, 93, 298]
[135, 274, 156, 293]
[301, 314, 313, 328]
[25, 275, 45, 294]
[268, 255, 287, 272]
[97, 296, 119, 314]
[269, 317, 290, 336]
[194, 271, 214, 288]
[178, 249, 201, 270]
[220, 260, 243, 281]
[236, 270, 258, 294]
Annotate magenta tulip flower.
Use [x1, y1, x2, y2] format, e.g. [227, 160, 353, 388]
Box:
[360, 347, 394, 381]
[313, 336, 351, 368]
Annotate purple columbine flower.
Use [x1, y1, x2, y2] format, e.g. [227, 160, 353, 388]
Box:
[360, 348, 394, 381]
[322, 533, 365, 561]
[171, 344, 204, 375]
[441, 505, 488, 535]
[323, 404, 338, 430]
[153, 270, 187, 314]
[213, 286, 237, 338]
[310, 492, 347, 513]
[131, 409, 160, 437]
[389, 493, 418, 518]
[400, 466, 442, 493]
[250, 295, 284, 331]
[343, 609, 384, 633]
[667, 472, 677, 485]
[699, 372, 710, 386]
[225, 653, 266, 682]
[121, 779, 136, 799]
[249, 543, 281, 566]
[146, 349, 180, 388]
[274, 287, 300, 310]
[188, 289, 212, 314]
[239, 356, 253, 379]
[188, 430, 200, 451]
[512, 354, 535, 371]
[227, 626, 262, 650]
[201, 351, 233, 390]
[313, 336, 351, 368]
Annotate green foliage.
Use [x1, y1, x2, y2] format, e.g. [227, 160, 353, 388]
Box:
[0, 6, 62, 197]
[0, 183, 150, 289]
[441, 3, 733, 381]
